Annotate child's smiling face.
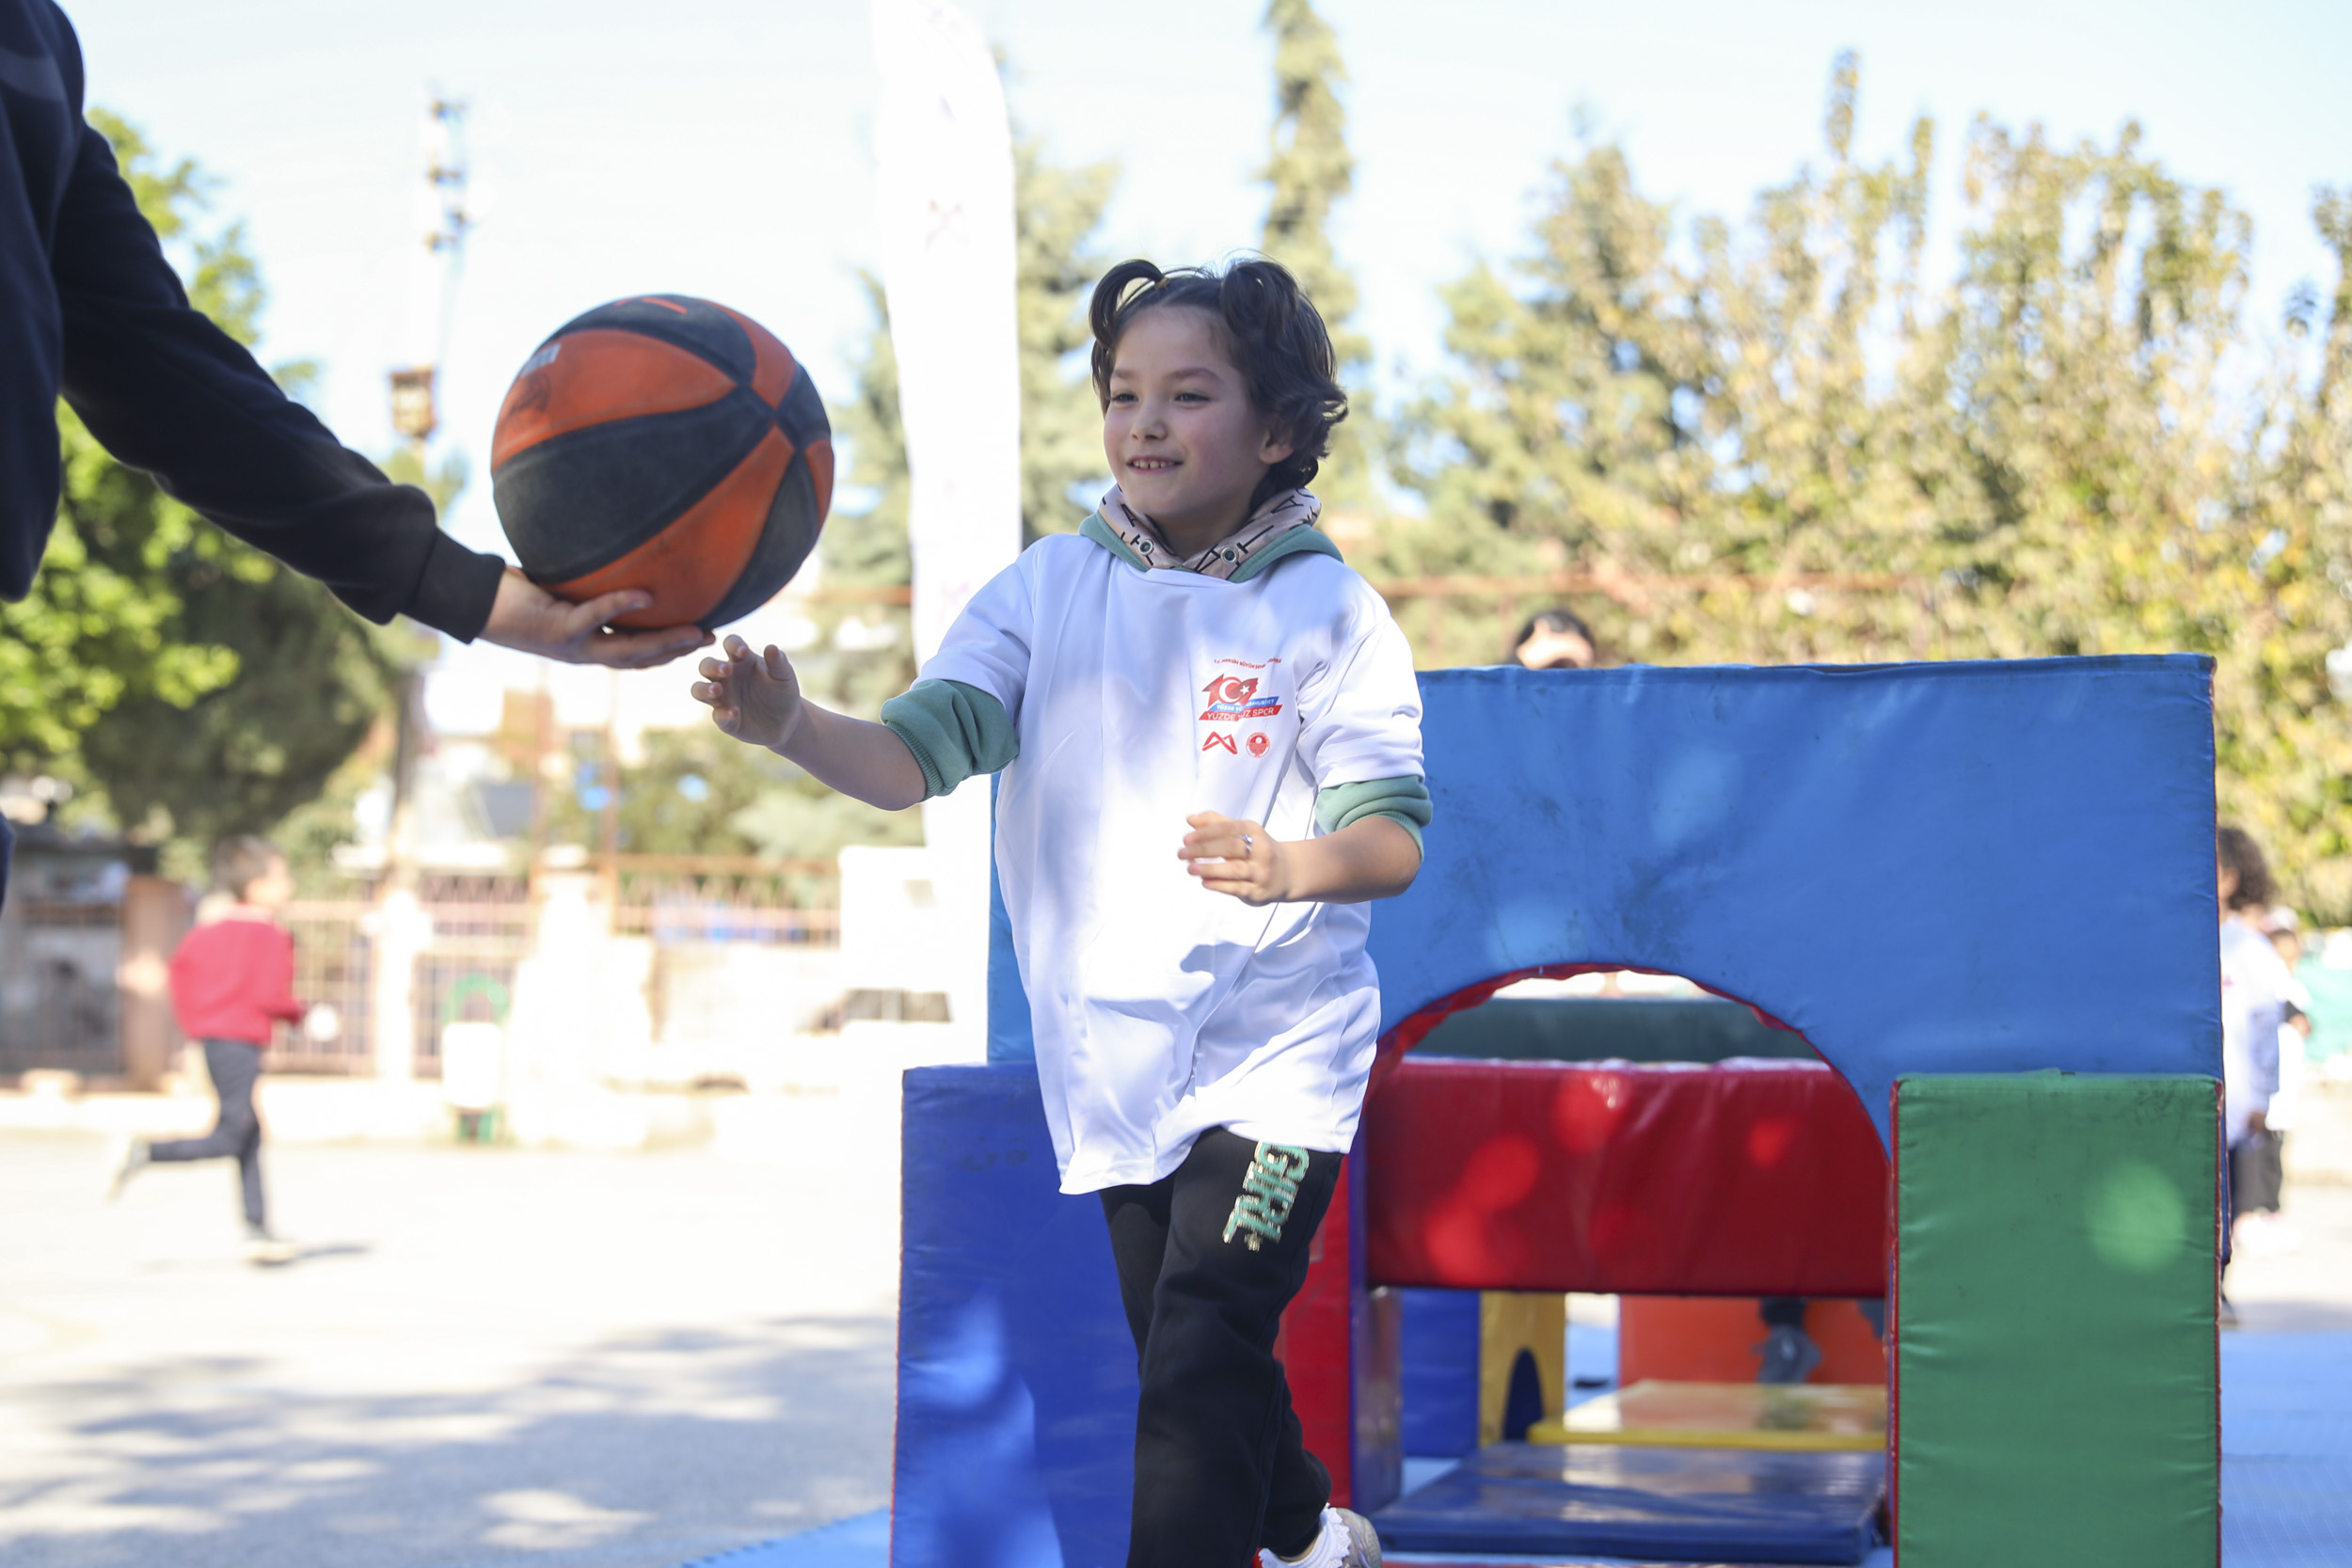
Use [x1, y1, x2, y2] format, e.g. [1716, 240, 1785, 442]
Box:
[1103, 307, 1295, 556]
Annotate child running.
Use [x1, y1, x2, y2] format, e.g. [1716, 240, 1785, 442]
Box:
[693, 257, 1424, 1568]
[105, 836, 304, 1265]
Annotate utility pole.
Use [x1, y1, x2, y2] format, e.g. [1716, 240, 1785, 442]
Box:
[389, 93, 471, 455]
[382, 89, 473, 892]
[373, 91, 470, 1082]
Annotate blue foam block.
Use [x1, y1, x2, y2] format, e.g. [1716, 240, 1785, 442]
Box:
[895, 1064, 1135, 1568]
[987, 794, 1032, 1064]
[1375, 660, 2217, 1147]
[985, 659, 2222, 1142]
[1371, 1443, 1886, 1564]
[1400, 1288, 1482, 1458]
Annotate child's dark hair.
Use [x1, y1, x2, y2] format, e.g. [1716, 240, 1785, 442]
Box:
[1089, 257, 1348, 507]
[1515, 607, 1594, 651]
[2217, 824, 2276, 911]
[212, 835, 281, 900]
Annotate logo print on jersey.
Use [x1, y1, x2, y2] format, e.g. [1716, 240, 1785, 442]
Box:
[1200, 673, 1283, 722]
[1247, 733, 1271, 757]
[1202, 733, 1238, 754]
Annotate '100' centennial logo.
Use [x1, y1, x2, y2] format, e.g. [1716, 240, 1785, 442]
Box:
[1200, 674, 1283, 722]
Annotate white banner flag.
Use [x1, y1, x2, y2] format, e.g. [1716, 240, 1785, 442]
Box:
[872, 0, 1023, 667]
[872, 0, 1022, 1052]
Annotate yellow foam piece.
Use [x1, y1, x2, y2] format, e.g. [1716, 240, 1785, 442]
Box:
[1478, 1291, 1567, 1448]
[1525, 1380, 1887, 1452]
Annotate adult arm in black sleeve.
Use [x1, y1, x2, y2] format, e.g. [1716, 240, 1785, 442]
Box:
[1, 1, 77, 595]
[48, 117, 711, 664]
[49, 124, 504, 637]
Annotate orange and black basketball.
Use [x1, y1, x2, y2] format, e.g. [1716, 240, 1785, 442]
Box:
[490, 294, 833, 630]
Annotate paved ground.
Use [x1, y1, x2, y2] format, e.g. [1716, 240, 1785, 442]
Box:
[0, 1121, 902, 1568]
[5, 1113, 2346, 1568]
[2228, 1179, 2352, 1334]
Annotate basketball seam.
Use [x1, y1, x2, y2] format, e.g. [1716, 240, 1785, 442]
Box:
[491, 330, 740, 470]
[496, 392, 783, 584]
[558, 431, 788, 625]
[545, 299, 754, 385]
[697, 449, 821, 629]
[773, 365, 833, 445]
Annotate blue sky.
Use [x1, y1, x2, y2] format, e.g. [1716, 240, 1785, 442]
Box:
[69, 0, 2352, 564]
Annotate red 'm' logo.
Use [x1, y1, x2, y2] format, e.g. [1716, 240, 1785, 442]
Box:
[1202, 733, 1238, 754]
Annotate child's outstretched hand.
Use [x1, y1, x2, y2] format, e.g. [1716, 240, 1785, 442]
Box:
[691, 634, 805, 750]
[1180, 812, 1291, 906]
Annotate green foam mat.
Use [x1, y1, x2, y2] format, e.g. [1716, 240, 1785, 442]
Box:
[1893, 1072, 2218, 1564]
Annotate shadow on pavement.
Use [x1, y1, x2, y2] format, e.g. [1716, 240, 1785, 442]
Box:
[0, 1314, 896, 1568]
[2231, 1299, 2352, 1335]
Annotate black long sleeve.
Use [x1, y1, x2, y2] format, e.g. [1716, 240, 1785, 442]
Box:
[3, 0, 504, 639]
[1, 2, 77, 594]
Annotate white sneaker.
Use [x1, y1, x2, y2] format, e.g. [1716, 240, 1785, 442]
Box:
[242, 1227, 299, 1266]
[2234, 1212, 2305, 1257]
[1263, 1506, 1382, 1568]
[100, 1135, 150, 1200]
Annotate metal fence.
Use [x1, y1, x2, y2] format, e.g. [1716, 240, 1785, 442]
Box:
[272, 899, 532, 1078]
[4, 857, 842, 1082]
[408, 899, 531, 1080]
[0, 897, 123, 1076]
[275, 902, 375, 1075]
[612, 857, 841, 946]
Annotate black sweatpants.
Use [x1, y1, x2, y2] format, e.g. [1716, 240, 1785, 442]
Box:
[149, 1038, 265, 1227]
[2229, 1130, 2285, 1221]
[1099, 1128, 1343, 1568]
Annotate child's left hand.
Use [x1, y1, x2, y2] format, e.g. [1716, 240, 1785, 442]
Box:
[1180, 812, 1291, 906]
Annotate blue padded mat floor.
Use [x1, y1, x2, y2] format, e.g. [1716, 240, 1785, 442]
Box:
[1368, 1444, 1883, 1564]
[1385, 1555, 1894, 1568]
[676, 1509, 888, 1567]
[2218, 1330, 2352, 1567]
[680, 1328, 2350, 1567]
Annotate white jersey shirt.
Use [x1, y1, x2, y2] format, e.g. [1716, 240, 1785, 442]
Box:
[923, 532, 1425, 1194]
[2219, 916, 2289, 1146]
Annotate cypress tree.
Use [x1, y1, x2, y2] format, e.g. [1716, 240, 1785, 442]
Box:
[1260, 0, 1375, 506]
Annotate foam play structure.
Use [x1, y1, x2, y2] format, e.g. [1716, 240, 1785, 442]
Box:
[893, 657, 2223, 1566]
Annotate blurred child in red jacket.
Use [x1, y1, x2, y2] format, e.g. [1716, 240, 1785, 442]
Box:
[107, 837, 303, 1263]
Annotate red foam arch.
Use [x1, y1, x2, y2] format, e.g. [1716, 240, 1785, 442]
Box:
[1279, 968, 1886, 1509]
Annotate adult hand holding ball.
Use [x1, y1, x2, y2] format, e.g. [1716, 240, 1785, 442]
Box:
[487, 294, 834, 660]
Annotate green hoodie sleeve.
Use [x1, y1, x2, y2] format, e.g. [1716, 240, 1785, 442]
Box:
[1313, 776, 1432, 853]
[880, 679, 1021, 800]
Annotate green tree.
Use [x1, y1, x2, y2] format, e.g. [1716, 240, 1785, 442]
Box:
[803, 270, 915, 721]
[1397, 56, 2352, 915]
[0, 110, 260, 766]
[2, 112, 409, 865]
[2205, 186, 2352, 911]
[707, 132, 1113, 857]
[1016, 136, 1119, 541]
[535, 724, 918, 862]
[0, 431, 236, 766]
[812, 129, 1117, 717]
[1260, 0, 1375, 507]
